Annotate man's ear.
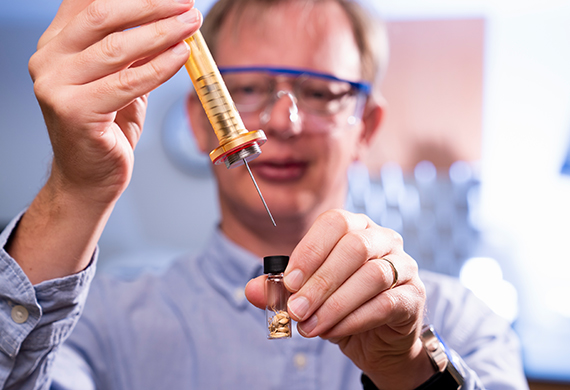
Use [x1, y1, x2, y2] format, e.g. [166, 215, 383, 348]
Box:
[358, 95, 385, 148]
[186, 93, 212, 154]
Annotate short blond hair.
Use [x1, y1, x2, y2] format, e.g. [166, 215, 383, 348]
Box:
[200, 0, 389, 88]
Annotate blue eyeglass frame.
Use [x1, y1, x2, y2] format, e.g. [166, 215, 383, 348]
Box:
[218, 66, 372, 96]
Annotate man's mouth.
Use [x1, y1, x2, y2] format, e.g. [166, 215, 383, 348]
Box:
[250, 159, 308, 182]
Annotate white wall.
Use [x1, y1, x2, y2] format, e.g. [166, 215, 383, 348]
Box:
[480, 4, 570, 380]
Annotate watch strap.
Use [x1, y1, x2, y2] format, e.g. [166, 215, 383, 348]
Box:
[361, 371, 460, 390]
[360, 373, 378, 390]
[414, 370, 462, 389]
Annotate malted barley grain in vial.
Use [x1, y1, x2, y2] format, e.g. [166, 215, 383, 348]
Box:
[264, 256, 292, 339]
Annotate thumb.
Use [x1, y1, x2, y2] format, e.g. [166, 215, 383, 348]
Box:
[245, 275, 267, 310]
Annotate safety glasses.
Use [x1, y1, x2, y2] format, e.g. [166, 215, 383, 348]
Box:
[219, 66, 371, 131]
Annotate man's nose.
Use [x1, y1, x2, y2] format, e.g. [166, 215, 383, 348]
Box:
[260, 91, 302, 139]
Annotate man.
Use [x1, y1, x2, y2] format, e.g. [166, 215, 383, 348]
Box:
[0, 0, 528, 389]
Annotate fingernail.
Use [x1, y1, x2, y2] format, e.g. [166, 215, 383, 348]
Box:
[298, 314, 318, 336]
[171, 41, 189, 55]
[284, 269, 304, 292]
[288, 296, 310, 320]
[177, 8, 200, 24]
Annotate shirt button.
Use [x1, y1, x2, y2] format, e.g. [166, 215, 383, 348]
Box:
[11, 305, 29, 324]
[233, 288, 245, 303]
[293, 353, 307, 370]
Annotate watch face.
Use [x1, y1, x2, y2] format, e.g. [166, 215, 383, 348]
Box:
[161, 96, 212, 177]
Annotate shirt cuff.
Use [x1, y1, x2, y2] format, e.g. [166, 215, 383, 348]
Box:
[0, 211, 98, 357]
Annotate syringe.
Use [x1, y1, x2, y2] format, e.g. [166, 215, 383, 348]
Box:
[184, 31, 276, 226]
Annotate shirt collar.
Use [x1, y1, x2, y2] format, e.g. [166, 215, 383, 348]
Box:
[198, 229, 264, 310]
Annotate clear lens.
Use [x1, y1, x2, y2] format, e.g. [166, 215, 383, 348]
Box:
[296, 76, 356, 115]
[223, 72, 274, 112]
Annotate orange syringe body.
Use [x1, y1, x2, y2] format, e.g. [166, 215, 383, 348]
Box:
[184, 31, 266, 169]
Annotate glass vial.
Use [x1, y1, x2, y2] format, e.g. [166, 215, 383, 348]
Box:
[264, 255, 292, 339]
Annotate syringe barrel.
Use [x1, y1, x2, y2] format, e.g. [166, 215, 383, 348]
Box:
[184, 31, 266, 168]
[184, 31, 247, 143]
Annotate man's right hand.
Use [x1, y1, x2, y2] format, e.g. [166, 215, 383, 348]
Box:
[6, 0, 202, 284]
[30, 0, 201, 203]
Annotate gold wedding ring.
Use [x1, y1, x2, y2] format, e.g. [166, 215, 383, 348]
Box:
[381, 257, 398, 290]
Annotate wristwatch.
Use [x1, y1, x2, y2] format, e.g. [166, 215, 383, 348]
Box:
[416, 324, 464, 389]
[360, 325, 464, 390]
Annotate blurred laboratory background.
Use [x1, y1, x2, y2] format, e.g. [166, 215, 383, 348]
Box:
[1, 0, 569, 388]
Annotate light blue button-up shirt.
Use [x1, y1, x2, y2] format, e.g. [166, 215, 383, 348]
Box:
[0, 213, 528, 389]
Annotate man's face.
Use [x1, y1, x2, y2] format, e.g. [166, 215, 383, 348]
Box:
[191, 1, 378, 229]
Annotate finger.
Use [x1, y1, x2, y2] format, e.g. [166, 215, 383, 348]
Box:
[296, 254, 415, 338]
[57, 0, 196, 54]
[321, 279, 426, 341]
[68, 8, 201, 85]
[284, 209, 371, 293]
[74, 40, 190, 115]
[38, 0, 94, 49]
[287, 224, 378, 322]
[29, 0, 199, 88]
[245, 275, 267, 310]
[285, 217, 404, 324]
[114, 94, 148, 149]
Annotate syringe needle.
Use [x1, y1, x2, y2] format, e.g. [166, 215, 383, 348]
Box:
[243, 159, 276, 227]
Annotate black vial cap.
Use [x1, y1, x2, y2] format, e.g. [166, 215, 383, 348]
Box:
[264, 255, 289, 274]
